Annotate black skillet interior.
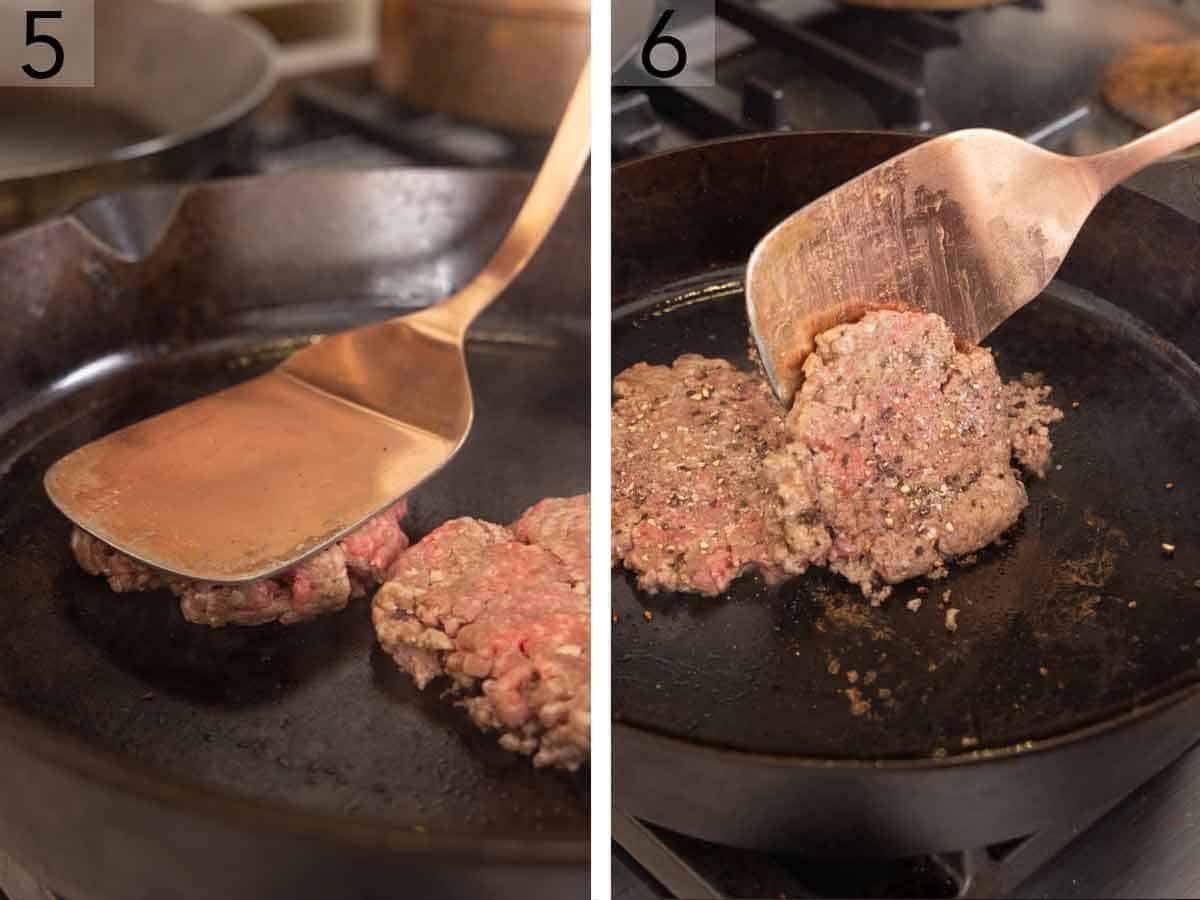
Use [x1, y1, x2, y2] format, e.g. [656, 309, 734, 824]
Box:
[611, 132, 1200, 763]
[613, 273, 1200, 760]
[0, 171, 589, 844]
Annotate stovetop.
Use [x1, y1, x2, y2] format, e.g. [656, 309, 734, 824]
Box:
[613, 1, 1200, 896]
[254, 80, 552, 174]
[615, 737, 1200, 898]
[206, 72, 553, 180]
[613, 0, 1200, 160]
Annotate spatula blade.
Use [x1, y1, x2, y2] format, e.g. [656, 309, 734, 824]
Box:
[45, 369, 460, 582]
[747, 129, 1098, 406]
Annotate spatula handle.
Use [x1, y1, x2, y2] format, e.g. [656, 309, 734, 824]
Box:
[1085, 108, 1200, 196]
[428, 57, 592, 336]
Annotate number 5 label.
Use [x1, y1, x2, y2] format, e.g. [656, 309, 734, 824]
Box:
[614, 0, 716, 87]
[1, 0, 94, 86]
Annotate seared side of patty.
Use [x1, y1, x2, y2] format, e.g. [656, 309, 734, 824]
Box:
[612, 355, 790, 595]
[71, 500, 409, 627]
[373, 496, 590, 771]
[765, 311, 1062, 602]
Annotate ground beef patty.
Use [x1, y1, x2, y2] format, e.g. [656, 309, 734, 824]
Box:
[512, 493, 590, 576]
[612, 355, 789, 595]
[373, 495, 589, 771]
[71, 500, 409, 627]
[765, 310, 1063, 602]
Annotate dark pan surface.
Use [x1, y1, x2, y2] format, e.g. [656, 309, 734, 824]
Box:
[0, 318, 589, 834]
[613, 273, 1200, 760]
[0, 170, 590, 882]
[611, 130, 1200, 854]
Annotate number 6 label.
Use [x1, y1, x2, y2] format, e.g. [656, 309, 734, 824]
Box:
[614, 0, 715, 87]
[642, 11, 687, 79]
[1, 0, 94, 86]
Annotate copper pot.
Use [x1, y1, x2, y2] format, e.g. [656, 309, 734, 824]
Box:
[377, 0, 589, 136]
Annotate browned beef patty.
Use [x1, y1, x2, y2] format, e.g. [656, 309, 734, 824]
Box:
[71, 500, 409, 627]
[373, 496, 590, 771]
[765, 310, 1063, 602]
[612, 355, 789, 595]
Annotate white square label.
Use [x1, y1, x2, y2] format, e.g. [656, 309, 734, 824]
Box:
[614, 1, 717, 88]
[0, 0, 94, 86]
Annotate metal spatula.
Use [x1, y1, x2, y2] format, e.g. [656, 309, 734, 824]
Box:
[747, 108, 1200, 407]
[45, 60, 591, 583]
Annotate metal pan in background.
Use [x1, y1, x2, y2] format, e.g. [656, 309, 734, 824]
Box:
[0, 168, 589, 899]
[612, 131, 1200, 858]
[0, 0, 276, 231]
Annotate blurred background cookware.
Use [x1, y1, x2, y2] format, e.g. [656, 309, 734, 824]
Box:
[0, 0, 276, 231]
[0, 0, 594, 234]
[377, 0, 589, 135]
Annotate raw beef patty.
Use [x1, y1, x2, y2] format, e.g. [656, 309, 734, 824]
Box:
[611, 356, 789, 594]
[373, 495, 590, 771]
[71, 500, 409, 627]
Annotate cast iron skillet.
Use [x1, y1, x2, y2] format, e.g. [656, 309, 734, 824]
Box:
[612, 131, 1200, 858]
[0, 169, 588, 899]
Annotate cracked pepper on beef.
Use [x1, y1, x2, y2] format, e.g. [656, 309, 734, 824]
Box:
[612, 311, 1062, 601]
[373, 495, 589, 771]
[767, 310, 1062, 602]
[71, 500, 409, 627]
[611, 355, 790, 594]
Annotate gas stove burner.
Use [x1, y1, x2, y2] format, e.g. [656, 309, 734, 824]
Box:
[614, 787, 1129, 900]
[617, 739, 1200, 898]
[1103, 40, 1200, 131]
[612, 91, 664, 161]
[611, 0, 1200, 163]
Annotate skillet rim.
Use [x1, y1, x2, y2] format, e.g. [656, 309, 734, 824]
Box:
[0, 699, 588, 864]
[614, 683, 1200, 770]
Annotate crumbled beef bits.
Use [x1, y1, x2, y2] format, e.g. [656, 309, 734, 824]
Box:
[765, 310, 1063, 603]
[71, 500, 409, 627]
[373, 495, 589, 771]
[611, 354, 790, 595]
